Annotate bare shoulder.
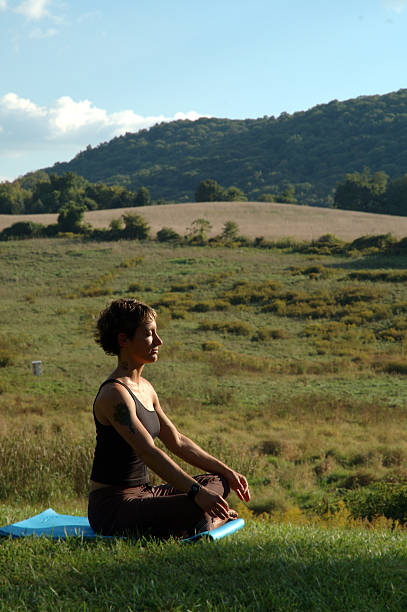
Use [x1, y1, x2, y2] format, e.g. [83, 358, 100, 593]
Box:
[94, 381, 135, 424]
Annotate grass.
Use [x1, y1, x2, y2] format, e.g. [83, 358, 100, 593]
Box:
[1, 520, 407, 611]
[1, 237, 407, 515]
[5, 199, 407, 240]
[2, 235, 407, 608]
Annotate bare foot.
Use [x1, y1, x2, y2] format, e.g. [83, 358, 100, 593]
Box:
[211, 509, 238, 529]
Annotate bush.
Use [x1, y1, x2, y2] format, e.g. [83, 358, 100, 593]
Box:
[156, 227, 181, 243]
[382, 360, 407, 375]
[0, 221, 45, 240]
[198, 320, 254, 336]
[346, 482, 407, 524]
[122, 213, 150, 240]
[57, 201, 87, 233]
[348, 270, 407, 282]
[348, 233, 396, 253]
[202, 341, 223, 352]
[252, 328, 290, 341]
[170, 282, 197, 292]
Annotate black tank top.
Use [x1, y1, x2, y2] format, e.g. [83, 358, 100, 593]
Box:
[90, 379, 160, 486]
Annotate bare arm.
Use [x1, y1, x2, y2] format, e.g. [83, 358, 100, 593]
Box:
[155, 393, 251, 503]
[96, 384, 231, 518]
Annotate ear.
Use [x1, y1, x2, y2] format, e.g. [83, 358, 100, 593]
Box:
[117, 332, 128, 348]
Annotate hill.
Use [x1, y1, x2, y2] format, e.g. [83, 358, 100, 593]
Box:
[3, 200, 407, 240]
[41, 89, 407, 205]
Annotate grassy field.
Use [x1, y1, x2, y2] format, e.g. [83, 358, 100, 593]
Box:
[1, 233, 407, 609]
[1, 519, 407, 611]
[4, 200, 407, 239]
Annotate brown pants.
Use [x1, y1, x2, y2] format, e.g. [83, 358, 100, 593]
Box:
[88, 473, 230, 538]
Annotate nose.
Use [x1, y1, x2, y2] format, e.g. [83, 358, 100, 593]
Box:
[154, 332, 163, 346]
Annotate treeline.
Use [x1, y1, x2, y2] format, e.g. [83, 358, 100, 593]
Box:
[0, 171, 297, 215]
[3, 204, 407, 262]
[334, 168, 407, 216]
[37, 89, 407, 205]
[0, 171, 153, 215]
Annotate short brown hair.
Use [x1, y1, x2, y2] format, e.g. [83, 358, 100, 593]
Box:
[95, 298, 156, 356]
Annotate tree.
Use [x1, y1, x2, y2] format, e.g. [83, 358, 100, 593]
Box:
[121, 213, 150, 239]
[278, 184, 297, 204]
[135, 186, 151, 206]
[0, 182, 26, 214]
[156, 227, 181, 243]
[220, 221, 239, 242]
[57, 201, 87, 233]
[0, 221, 45, 240]
[109, 218, 124, 231]
[185, 218, 212, 243]
[334, 168, 388, 212]
[223, 186, 247, 201]
[383, 174, 407, 216]
[195, 179, 225, 202]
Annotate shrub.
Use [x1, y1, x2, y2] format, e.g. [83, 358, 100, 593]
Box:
[340, 471, 377, 489]
[171, 282, 198, 292]
[202, 341, 223, 351]
[189, 299, 229, 312]
[348, 270, 407, 283]
[156, 227, 181, 243]
[289, 265, 332, 279]
[190, 301, 217, 312]
[346, 482, 407, 524]
[376, 328, 407, 342]
[381, 447, 406, 467]
[348, 233, 396, 253]
[223, 280, 282, 305]
[57, 201, 87, 233]
[382, 360, 407, 375]
[252, 328, 290, 341]
[122, 213, 150, 239]
[0, 221, 45, 240]
[199, 320, 253, 336]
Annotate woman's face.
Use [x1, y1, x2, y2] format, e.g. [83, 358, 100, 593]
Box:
[122, 318, 162, 364]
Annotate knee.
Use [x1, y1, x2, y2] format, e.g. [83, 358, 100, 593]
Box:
[196, 473, 230, 498]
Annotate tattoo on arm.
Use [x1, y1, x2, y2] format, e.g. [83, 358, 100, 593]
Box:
[114, 403, 136, 434]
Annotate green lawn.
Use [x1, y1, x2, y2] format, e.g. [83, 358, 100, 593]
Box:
[1, 520, 406, 611]
[1, 235, 407, 609]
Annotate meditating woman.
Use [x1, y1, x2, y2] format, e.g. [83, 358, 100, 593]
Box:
[88, 298, 250, 538]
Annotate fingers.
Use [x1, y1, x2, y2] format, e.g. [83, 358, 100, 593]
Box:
[209, 496, 229, 519]
[235, 475, 251, 502]
[196, 488, 229, 518]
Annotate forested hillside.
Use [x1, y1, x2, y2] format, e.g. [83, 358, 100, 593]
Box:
[41, 89, 407, 205]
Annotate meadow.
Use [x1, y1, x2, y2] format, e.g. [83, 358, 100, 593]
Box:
[1, 230, 407, 610]
[4, 199, 407, 239]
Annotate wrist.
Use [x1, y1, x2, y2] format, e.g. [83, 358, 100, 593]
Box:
[187, 482, 202, 501]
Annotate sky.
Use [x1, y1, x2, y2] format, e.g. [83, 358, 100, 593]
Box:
[1, 0, 407, 182]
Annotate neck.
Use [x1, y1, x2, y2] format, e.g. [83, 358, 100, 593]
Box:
[115, 358, 144, 384]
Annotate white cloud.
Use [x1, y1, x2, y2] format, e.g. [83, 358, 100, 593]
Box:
[0, 92, 207, 177]
[383, 0, 407, 13]
[1, 92, 46, 117]
[15, 0, 50, 20]
[0, 1, 7, 10]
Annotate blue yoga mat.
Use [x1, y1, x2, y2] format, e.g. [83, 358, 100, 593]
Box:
[0, 508, 98, 539]
[0, 508, 245, 541]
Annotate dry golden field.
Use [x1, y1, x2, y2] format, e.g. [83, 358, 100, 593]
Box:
[2, 200, 407, 240]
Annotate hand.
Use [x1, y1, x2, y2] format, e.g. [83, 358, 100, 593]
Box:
[194, 487, 230, 520]
[225, 470, 251, 503]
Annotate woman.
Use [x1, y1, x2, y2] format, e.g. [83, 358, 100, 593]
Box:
[88, 298, 250, 538]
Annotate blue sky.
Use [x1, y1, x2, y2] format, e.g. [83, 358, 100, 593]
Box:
[1, 0, 407, 181]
